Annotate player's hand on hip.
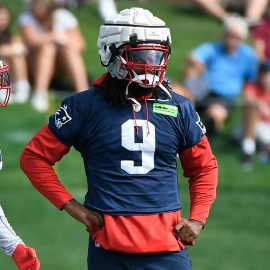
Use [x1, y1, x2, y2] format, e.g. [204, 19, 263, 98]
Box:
[63, 199, 104, 233]
[174, 218, 204, 245]
[12, 244, 40, 270]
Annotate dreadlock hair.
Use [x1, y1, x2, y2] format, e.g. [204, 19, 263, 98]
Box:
[100, 73, 172, 106]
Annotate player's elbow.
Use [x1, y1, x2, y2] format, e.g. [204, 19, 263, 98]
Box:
[20, 147, 30, 175]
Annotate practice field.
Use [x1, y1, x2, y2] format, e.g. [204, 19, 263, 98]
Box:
[0, 1, 269, 269]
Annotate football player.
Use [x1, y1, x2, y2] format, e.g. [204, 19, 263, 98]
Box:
[0, 61, 40, 270]
[20, 8, 218, 270]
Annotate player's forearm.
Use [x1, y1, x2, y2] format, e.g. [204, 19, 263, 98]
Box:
[0, 206, 24, 256]
[180, 135, 218, 224]
[188, 151, 217, 223]
[20, 147, 73, 209]
[20, 125, 74, 210]
[188, 169, 217, 224]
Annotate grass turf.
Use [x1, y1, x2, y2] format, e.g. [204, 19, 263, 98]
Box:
[0, 0, 269, 269]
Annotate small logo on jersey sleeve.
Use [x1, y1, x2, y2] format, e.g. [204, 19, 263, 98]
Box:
[55, 104, 72, 129]
[196, 112, 206, 134]
[153, 103, 178, 117]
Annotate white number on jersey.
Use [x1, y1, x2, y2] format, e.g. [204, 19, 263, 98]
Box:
[121, 119, 155, 174]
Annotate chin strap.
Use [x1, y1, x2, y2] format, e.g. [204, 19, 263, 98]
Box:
[125, 81, 142, 112]
[125, 78, 172, 107]
[130, 72, 160, 88]
[147, 83, 172, 102]
[125, 80, 172, 137]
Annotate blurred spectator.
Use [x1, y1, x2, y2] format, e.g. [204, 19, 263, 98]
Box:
[54, 0, 91, 10]
[18, 0, 89, 113]
[53, 0, 117, 20]
[240, 61, 270, 169]
[98, 0, 117, 20]
[170, 79, 194, 102]
[23, 0, 89, 10]
[0, 4, 30, 104]
[183, 15, 258, 136]
[253, 14, 270, 62]
[194, 0, 269, 27]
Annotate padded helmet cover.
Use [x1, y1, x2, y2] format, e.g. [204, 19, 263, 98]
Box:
[97, 7, 171, 66]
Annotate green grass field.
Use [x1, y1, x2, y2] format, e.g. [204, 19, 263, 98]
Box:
[0, 1, 269, 269]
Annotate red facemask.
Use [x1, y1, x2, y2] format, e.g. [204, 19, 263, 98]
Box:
[119, 43, 170, 87]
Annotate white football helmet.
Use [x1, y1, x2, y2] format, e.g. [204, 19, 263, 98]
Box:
[97, 7, 171, 88]
[0, 60, 11, 107]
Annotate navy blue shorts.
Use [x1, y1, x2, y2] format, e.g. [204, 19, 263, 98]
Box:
[87, 237, 192, 270]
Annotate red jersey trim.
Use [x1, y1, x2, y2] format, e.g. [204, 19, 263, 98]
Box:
[20, 125, 74, 210]
[91, 211, 185, 253]
[179, 135, 218, 224]
[93, 73, 108, 87]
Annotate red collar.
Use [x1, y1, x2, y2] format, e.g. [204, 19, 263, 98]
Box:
[93, 73, 108, 87]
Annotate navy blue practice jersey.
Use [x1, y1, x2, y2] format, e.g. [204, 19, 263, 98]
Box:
[48, 87, 205, 215]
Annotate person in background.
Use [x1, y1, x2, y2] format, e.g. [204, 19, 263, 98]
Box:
[38, 0, 117, 19]
[253, 13, 270, 62]
[171, 79, 194, 102]
[241, 61, 270, 169]
[20, 7, 218, 270]
[183, 15, 258, 136]
[18, 0, 89, 113]
[97, 0, 117, 20]
[194, 0, 269, 27]
[0, 61, 40, 270]
[0, 4, 30, 104]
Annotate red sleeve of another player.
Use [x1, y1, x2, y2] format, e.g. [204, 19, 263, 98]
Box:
[179, 135, 218, 224]
[20, 125, 74, 210]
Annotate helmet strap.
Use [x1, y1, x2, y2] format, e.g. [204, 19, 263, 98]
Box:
[125, 81, 142, 112]
[125, 78, 172, 107]
[130, 71, 160, 88]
